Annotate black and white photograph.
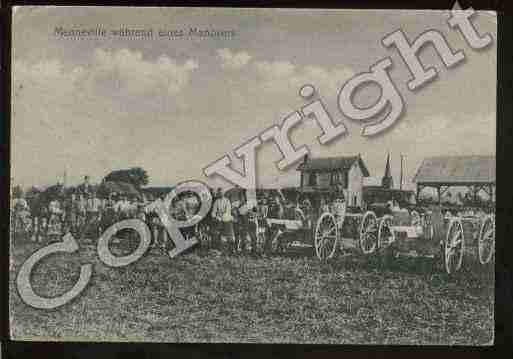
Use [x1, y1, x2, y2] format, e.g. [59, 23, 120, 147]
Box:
[9, 5, 496, 344]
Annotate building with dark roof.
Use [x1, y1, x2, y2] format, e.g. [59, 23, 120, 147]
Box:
[297, 154, 370, 207]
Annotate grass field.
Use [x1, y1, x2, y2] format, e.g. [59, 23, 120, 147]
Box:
[9, 238, 494, 344]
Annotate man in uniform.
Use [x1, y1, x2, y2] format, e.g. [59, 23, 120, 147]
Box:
[115, 195, 131, 219]
[48, 197, 63, 238]
[231, 199, 244, 253]
[12, 192, 30, 238]
[211, 189, 235, 252]
[64, 193, 77, 234]
[76, 194, 87, 236]
[85, 192, 102, 238]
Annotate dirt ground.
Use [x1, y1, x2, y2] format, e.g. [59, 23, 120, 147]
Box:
[9, 238, 494, 344]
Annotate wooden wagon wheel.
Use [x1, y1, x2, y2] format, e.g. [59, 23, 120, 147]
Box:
[314, 212, 338, 260]
[378, 214, 395, 249]
[359, 211, 378, 255]
[444, 218, 465, 274]
[478, 215, 495, 265]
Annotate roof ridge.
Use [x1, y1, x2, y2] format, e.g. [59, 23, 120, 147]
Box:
[424, 154, 495, 159]
[306, 155, 358, 160]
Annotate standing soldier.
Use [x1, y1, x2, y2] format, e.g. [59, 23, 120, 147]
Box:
[333, 193, 347, 246]
[78, 175, 93, 197]
[177, 196, 195, 241]
[211, 189, 235, 253]
[247, 205, 259, 255]
[85, 192, 102, 239]
[76, 194, 87, 237]
[48, 197, 63, 240]
[101, 193, 117, 232]
[115, 195, 131, 219]
[12, 191, 30, 240]
[144, 194, 169, 252]
[231, 199, 243, 253]
[63, 193, 76, 235]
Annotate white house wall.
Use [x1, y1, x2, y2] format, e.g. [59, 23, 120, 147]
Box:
[348, 162, 364, 207]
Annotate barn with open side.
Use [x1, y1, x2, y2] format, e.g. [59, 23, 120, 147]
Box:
[412, 155, 495, 206]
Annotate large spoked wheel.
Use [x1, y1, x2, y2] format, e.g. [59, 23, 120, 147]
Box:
[314, 212, 338, 260]
[378, 215, 395, 249]
[359, 211, 378, 255]
[478, 215, 495, 265]
[444, 218, 465, 275]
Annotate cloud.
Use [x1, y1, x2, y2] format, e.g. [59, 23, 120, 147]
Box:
[250, 59, 354, 99]
[14, 48, 199, 100]
[11, 49, 200, 187]
[217, 48, 252, 69]
[89, 48, 198, 96]
[14, 59, 82, 95]
[254, 60, 296, 78]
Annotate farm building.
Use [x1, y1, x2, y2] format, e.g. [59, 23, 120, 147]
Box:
[297, 154, 370, 207]
[413, 155, 495, 206]
[362, 153, 415, 208]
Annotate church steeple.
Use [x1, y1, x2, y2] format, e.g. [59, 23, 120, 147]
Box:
[382, 153, 394, 189]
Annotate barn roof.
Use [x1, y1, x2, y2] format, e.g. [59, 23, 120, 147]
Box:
[297, 155, 370, 177]
[413, 155, 495, 184]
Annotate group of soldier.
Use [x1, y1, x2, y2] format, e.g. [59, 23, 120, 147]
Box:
[11, 186, 147, 243]
[206, 188, 347, 255]
[12, 180, 352, 256]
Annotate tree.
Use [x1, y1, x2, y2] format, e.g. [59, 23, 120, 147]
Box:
[103, 167, 149, 188]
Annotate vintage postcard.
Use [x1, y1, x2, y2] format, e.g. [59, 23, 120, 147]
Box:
[10, 6, 496, 344]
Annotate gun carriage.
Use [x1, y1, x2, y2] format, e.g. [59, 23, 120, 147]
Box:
[377, 155, 496, 274]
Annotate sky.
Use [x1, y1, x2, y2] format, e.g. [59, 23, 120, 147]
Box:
[11, 7, 496, 190]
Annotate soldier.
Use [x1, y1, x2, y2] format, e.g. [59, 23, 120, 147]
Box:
[76, 194, 87, 236]
[47, 197, 63, 239]
[270, 195, 284, 219]
[247, 205, 259, 255]
[101, 193, 118, 231]
[211, 189, 235, 253]
[86, 192, 102, 222]
[82, 192, 100, 240]
[231, 199, 244, 253]
[320, 196, 330, 213]
[333, 194, 347, 226]
[78, 175, 93, 197]
[12, 192, 31, 239]
[63, 193, 77, 234]
[115, 195, 131, 219]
